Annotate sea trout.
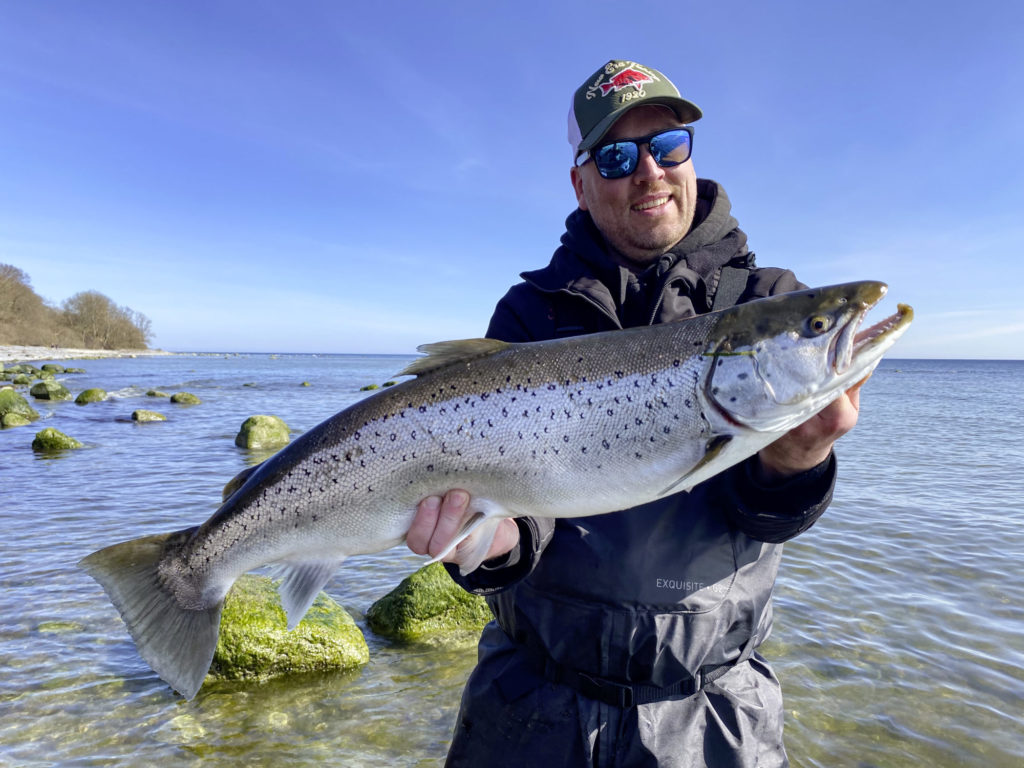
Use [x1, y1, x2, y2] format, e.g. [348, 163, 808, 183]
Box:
[80, 281, 912, 699]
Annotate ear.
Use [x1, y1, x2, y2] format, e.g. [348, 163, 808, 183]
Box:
[570, 166, 588, 211]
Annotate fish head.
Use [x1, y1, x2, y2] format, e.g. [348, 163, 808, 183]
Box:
[703, 281, 913, 433]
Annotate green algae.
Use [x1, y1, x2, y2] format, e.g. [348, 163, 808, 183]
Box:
[207, 574, 369, 683]
[75, 387, 108, 404]
[366, 562, 492, 643]
[32, 427, 83, 451]
[234, 414, 290, 450]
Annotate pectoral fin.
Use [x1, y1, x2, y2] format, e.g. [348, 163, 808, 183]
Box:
[657, 435, 733, 497]
[424, 498, 511, 576]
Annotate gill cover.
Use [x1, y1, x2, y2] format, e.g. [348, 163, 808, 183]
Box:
[705, 282, 886, 431]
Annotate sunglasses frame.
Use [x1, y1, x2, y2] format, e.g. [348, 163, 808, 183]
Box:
[575, 126, 695, 180]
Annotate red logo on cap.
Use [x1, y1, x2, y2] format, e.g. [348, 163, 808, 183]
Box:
[598, 67, 654, 96]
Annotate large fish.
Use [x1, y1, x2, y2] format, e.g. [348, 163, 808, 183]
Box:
[80, 281, 912, 699]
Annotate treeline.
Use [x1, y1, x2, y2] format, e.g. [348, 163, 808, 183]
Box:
[0, 263, 153, 349]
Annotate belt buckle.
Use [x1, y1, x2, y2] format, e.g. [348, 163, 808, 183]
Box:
[577, 672, 634, 708]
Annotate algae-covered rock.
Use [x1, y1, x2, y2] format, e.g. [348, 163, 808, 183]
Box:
[29, 380, 72, 401]
[170, 392, 201, 405]
[366, 562, 492, 642]
[64, 367, 87, 374]
[146, 389, 170, 398]
[207, 574, 369, 682]
[12, 374, 32, 386]
[359, 383, 379, 391]
[0, 387, 40, 426]
[32, 427, 83, 451]
[40, 363, 65, 374]
[235, 414, 290, 449]
[75, 388, 107, 404]
[132, 409, 167, 422]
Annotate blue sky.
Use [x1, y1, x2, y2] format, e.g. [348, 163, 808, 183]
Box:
[2, 0, 1022, 358]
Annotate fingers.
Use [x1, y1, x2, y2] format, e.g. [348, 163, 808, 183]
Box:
[406, 489, 470, 558]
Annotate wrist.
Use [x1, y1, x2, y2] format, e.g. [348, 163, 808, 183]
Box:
[755, 444, 833, 485]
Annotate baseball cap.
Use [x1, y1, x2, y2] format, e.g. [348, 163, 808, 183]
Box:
[568, 60, 702, 161]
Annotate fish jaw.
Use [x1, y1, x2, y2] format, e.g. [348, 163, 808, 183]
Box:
[704, 282, 913, 434]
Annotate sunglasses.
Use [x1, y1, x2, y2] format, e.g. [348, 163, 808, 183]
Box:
[575, 126, 694, 180]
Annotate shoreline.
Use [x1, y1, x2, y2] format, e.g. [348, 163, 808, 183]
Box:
[0, 345, 175, 364]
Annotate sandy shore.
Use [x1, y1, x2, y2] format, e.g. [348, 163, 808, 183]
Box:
[1, 345, 175, 364]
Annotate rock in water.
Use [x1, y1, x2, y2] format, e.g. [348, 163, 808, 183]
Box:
[132, 409, 167, 422]
[0, 388, 40, 427]
[30, 380, 72, 401]
[75, 388, 107, 404]
[207, 574, 368, 682]
[366, 562, 492, 642]
[234, 415, 290, 450]
[32, 428, 83, 451]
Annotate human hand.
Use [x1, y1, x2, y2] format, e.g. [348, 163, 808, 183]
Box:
[755, 380, 865, 483]
[406, 489, 520, 569]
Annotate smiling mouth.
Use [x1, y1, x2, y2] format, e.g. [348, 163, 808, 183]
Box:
[632, 196, 670, 212]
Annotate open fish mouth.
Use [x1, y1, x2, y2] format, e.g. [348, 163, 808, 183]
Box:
[833, 294, 914, 375]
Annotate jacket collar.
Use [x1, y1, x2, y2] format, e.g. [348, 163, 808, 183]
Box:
[520, 179, 749, 325]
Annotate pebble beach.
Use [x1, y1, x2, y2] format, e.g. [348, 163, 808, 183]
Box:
[0, 345, 174, 364]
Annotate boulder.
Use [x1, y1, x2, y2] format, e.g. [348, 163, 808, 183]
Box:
[75, 388, 108, 404]
[12, 374, 32, 386]
[2, 413, 32, 428]
[146, 389, 170, 398]
[234, 415, 290, 449]
[366, 562, 492, 643]
[132, 409, 167, 422]
[207, 574, 369, 682]
[0, 387, 40, 427]
[359, 383, 379, 391]
[30, 380, 72, 401]
[32, 427, 83, 451]
[40, 364, 65, 374]
[170, 392, 201, 405]
[64, 367, 87, 374]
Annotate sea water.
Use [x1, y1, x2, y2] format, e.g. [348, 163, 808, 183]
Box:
[1, 355, 1022, 766]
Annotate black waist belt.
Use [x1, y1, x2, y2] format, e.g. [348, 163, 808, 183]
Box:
[537, 654, 736, 709]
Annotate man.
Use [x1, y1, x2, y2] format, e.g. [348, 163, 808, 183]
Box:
[407, 60, 861, 767]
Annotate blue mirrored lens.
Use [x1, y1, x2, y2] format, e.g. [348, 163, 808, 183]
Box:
[649, 130, 691, 166]
[593, 142, 639, 179]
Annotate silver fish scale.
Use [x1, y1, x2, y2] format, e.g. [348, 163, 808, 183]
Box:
[184, 322, 721, 581]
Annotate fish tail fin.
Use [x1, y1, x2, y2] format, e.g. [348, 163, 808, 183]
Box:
[78, 528, 222, 700]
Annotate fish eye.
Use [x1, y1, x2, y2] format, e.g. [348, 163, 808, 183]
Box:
[806, 315, 833, 335]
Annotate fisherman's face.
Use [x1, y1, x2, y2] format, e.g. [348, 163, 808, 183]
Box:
[571, 105, 698, 268]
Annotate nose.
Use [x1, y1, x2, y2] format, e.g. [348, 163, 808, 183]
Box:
[632, 145, 665, 182]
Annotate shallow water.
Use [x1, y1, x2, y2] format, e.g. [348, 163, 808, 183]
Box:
[2, 355, 1022, 766]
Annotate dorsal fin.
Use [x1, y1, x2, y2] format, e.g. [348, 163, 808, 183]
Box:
[398, 338, 511, 377]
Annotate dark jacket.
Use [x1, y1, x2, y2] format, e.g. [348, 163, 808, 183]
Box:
[445, 180, 832, 768]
